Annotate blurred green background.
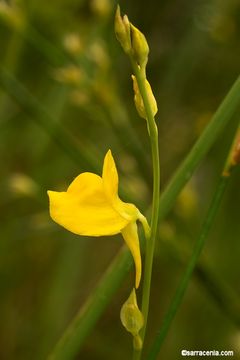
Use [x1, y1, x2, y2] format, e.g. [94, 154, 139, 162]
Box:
[0, 0, 240, 359]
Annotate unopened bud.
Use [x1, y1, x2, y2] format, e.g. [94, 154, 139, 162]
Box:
[114, 5, 131, 53]
[120, 289, 144, 347]
[132, 75, 157, 120]
[130, 24, 149, 68]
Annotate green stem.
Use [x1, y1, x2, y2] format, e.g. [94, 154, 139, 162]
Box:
[147, 168, 237, 360]
[133, 348, 140, 360]
[130, 60, 160, 360]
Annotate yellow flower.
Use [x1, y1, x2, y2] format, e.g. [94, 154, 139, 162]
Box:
[48, 150, 149, 288]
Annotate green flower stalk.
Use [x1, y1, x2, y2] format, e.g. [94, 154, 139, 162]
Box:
[115, 6, 160, 359]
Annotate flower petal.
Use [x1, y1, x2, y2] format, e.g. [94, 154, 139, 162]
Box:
[48, 172, 128, 236]
[121, 222, 141, 288]
[102, 149, 119, 201]
[102, 150, 140, 222]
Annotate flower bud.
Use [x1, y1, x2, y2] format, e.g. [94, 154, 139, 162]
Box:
[132, 75, 158, 120]
[120, 289, 144, 349]
[130, 24, 149, 68]
[114, 5, 131, 53]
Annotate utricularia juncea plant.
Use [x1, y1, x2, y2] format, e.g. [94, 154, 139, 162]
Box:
[48, 4, 161, 358]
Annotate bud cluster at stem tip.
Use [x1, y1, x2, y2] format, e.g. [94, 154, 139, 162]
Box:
[114, 5, 149, 69]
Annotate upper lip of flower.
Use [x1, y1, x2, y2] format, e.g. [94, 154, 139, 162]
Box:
[102, 150, 140, 221]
